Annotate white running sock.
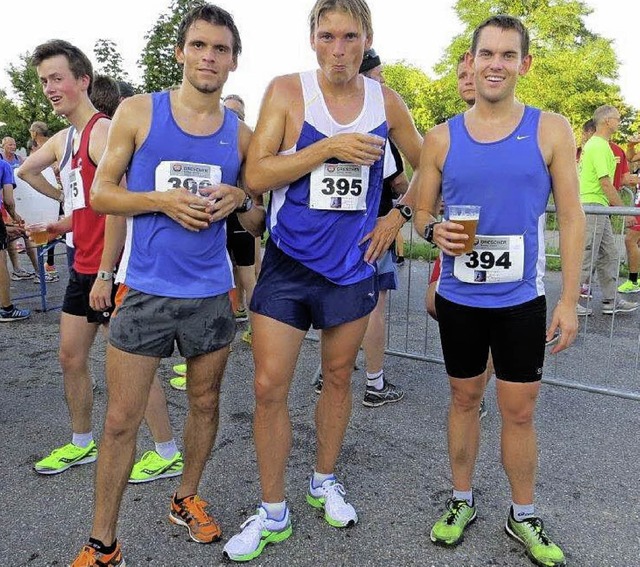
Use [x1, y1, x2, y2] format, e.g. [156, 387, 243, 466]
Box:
[72, 432, 93, 448]
[155, 439, 179, 460]
[452, 489, 473, 507]
[261, 501, 287, 523]
[511, 503, 535, 521]
[366, 370, 384, 390]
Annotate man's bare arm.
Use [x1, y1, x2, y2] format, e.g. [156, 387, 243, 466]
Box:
[546, 113, 585, 353]
[16, 133, 65, 203]
[245, 75, 384, 196]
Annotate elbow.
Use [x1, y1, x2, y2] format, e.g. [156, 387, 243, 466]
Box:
[15, 166, 26, 181]
[90, 189, 109, 215]
[245, 163, 271, 197]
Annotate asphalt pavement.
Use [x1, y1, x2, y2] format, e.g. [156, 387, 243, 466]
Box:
[1, 251, 639, 567]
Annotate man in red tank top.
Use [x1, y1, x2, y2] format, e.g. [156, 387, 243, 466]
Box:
[17, 40, 179, 550]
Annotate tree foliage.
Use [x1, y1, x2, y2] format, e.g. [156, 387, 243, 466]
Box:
[138, 0, 204, 93]
[94, 39, 129, 81]
[0, 54, 67, 149]
[385, 0, 636, 139]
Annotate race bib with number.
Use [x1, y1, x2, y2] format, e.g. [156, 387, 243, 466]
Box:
[309, 163, 369, 211]
[453, 234, 524, 284]
[68, 168, 86, 211]
[154, 161, 222, 195]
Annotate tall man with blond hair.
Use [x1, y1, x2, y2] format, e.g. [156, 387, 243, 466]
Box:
[224, 0, 422, 561]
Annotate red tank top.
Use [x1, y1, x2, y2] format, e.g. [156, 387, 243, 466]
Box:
[71, 113, 109, 274]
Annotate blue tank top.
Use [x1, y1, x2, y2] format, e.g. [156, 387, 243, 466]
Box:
[267, 71, 388, 285]
[437, 106, 551, 308]
[118, 91, 239, 298]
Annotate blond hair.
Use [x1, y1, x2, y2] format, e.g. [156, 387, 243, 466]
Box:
[309, 0, 372, 37]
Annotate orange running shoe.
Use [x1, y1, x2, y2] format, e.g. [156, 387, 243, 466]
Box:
[168, 493, 222, 543]
[70, 543, 125, 566]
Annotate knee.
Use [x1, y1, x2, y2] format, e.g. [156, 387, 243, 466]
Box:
[450, 384, 484, 412]
[500, 405, 535, 427]
[103, 406, 143, 440]
[254, 373, 288, 406]
[59, 347, 86, 375]
[189, 389, 220, 416]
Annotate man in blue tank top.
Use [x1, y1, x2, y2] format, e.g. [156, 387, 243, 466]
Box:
[224, 0, 422, 562]
[66, 6, 264, 567]
[414, 15, 585, 567]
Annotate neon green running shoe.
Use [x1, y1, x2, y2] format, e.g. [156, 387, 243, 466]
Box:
[172, 363, 187, 375]
[618, 279, 640, 294]
[241, 328, 252, 345]
[129, 450, 184, 484]
[430, 497, 477, 546]
[170, 375, 187, 391]
[34, 441, 97, 475]
[505, 509, 566, 567]
[223, 506, 292, 562]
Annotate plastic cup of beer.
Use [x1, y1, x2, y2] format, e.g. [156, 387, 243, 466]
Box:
[448, 205, 480, 254]
[27, 222, 49, 247]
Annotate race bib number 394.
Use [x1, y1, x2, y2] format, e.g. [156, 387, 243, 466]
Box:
[155, 161, 222, 195]
[453, 234, 524, 284]
[309, 163, 369, 211]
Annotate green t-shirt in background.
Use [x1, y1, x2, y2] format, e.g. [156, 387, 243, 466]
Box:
[579, 135, 615, 205]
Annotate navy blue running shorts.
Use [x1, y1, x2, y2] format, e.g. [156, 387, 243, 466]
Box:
[251, 239, 378, 330]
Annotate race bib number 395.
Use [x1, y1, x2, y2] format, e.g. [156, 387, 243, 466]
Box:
[309, 163, 369, 211]
[453, 234, 524, 284]
[154, 161, 222, 195]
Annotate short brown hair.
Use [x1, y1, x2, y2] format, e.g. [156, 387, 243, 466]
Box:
[90, 75, 120, 118]
[31, 39, 94, 94]
[177, 3, 242, 62]
[471, 15, 530, 57]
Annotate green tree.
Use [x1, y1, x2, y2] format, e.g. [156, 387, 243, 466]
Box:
[2, 54, 66, 149]
[138, 0, 203, 92]
[94, 39, 129, 82]
[386, 0, 636, 138]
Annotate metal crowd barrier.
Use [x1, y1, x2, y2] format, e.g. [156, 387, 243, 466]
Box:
[367, 202, 640, 402]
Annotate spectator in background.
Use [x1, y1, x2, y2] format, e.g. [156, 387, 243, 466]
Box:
[90, 75, 120, 118]
[1, 133, 42, 282]
[1, 136, 24, 168]
[29, 121, 62, 281]
[0, 158, 30, 321]
[577, 105, 638, 315]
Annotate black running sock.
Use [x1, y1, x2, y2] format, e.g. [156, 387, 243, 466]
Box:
[630, 272, 638, 284]
[88, 537, 117, 554]
[174, 493, 195, 504]
[1, 304, 13, 311]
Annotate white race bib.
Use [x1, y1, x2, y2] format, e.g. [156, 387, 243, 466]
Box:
[453, 234, 524, 283]
[68, 168, 86, 211]
[154, 161, 222, 195]
[309, 163, 369, 211]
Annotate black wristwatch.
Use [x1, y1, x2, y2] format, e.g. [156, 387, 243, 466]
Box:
[235, 194, 253, 214]
[394, 203, 413, 222]
[423, 221, 440, 244]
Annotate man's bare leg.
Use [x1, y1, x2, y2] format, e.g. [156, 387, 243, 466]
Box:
[361, 291, 387, 374]
[316, 315, 369, 473]
[59, 313, 100, 434]
[90, 345, 159, 544]
[447, 374, 486, 491]
[176, 346, 230, 498]
[497, 379, 540, 505]
[252, 313, 306, 502]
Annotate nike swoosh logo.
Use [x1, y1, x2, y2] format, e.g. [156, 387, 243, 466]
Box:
[220, 141, 230, 145]
[516, 135, 530, 140]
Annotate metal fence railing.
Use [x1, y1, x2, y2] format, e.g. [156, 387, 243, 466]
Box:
[308, 203, 640, 401]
